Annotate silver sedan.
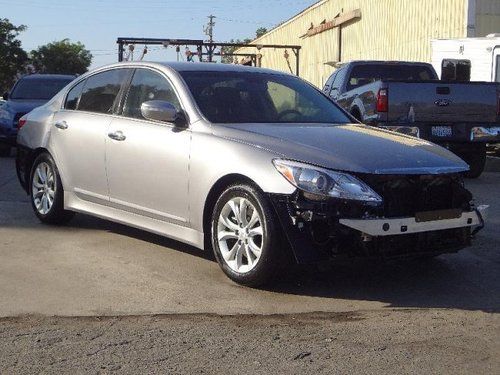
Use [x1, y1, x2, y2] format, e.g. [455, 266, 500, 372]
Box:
[16, 62, 487, 286]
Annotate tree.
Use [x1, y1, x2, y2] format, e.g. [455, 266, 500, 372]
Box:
[221, 27, 269, 64]
[0, 19, 28, 93]
[221, 38, 251, 64]
[255, 27, 268, 38]
[30, 39, 92, 75]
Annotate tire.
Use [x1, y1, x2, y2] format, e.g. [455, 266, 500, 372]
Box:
[211, 183, 282, 287]
[350, 109, 362, 122]
[460, 144, 486, 179]
[0, 143, 10, 157]
[30, 152, 74, 225]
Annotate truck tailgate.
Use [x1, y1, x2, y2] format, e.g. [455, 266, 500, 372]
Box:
[387, 82, 499, 123]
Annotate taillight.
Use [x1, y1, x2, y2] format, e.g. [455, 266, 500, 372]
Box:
[376, 88, 388, 113]
[18, 115, 27, 129]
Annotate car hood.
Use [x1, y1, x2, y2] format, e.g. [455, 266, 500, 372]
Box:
[213, 123, 469, 174]
[2, 99, 47, 116]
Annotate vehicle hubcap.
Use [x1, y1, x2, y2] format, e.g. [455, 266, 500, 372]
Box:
[32, 162, 55, 215]
[217, 197, 263, 273]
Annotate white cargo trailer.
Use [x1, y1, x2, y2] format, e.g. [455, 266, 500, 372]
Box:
[431, 34, 500, 82]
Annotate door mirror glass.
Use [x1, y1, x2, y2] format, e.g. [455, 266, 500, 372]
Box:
[2, 92, 8, 100]
[141, 100, 180, 124]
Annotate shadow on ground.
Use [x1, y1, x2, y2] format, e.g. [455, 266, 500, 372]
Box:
[69, 212, 500, 313]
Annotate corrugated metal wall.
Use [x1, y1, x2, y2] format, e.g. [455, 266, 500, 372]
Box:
[237, 0, 469, 87]
[475, 0, 500, 36]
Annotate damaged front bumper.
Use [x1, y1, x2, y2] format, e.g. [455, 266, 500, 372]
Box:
[269, 174, 487, 264]
[339, 205, 487, 237]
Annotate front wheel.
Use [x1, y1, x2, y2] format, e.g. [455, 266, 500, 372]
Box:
[211, 183, 282, 287]
[30, 153, 74, 225]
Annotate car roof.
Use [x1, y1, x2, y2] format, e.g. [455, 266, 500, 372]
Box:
[347, 60, 432, 65]
[95, 61, 291, 76]
[20, 74, 76, 80]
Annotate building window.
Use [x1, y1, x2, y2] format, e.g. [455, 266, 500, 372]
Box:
[441, 59, 471, 81]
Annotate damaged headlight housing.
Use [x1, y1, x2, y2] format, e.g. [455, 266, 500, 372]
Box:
[273, 159, 382, 203]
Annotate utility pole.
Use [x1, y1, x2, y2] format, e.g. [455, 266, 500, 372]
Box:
[203, 15, 216, 62]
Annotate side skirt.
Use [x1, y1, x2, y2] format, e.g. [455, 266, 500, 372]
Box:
[64, 191, 205, 250]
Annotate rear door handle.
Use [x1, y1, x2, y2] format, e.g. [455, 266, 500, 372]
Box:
[54, 121, 68, 130]
[108, 130, 126, 141]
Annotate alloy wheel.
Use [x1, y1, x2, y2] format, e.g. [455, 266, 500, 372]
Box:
[217, 197, 264, 273]
[32, 162, 56, 215]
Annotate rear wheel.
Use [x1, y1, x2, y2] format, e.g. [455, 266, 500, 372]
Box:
[0, 143, 10, 157]
[30, 153, 74, 225]
[211, 183, 281, 287]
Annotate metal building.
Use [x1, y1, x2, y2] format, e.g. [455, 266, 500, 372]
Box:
[236, 0, 500, 87]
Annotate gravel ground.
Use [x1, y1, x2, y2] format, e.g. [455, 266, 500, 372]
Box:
[1, 310, 499, 374]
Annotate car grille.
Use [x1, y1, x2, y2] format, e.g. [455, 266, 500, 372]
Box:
[360, 174, 472, 218]
[13, 112, 27, 128]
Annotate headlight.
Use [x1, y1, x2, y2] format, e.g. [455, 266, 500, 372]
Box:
[0, 109, 11, 121]
[273, 159, 382, 203]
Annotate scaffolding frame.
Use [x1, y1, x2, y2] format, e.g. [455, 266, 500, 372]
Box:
[116, 37, 302, 76]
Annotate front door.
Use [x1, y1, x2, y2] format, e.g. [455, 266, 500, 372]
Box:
[105, 68, 190, 224]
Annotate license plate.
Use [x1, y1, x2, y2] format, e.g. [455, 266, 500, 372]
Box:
[431, 126, 452, 137]
[415, 209, 461, 223]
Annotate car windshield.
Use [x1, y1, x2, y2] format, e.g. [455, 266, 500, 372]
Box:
[180, 71, 351, 124]
[11, 78, 73, 100]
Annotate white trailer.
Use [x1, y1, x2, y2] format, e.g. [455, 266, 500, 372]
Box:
[431, 34, 500, 82]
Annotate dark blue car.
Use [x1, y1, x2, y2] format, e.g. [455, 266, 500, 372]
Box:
[0, 74, 75, 156]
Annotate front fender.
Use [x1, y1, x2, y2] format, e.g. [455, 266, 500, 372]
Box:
[188, 128, 295, 232]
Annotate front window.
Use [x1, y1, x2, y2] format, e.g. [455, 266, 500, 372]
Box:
[180, 71, 350, 124]
[122, 68, 181, 119]
[11, 77, 73, 100]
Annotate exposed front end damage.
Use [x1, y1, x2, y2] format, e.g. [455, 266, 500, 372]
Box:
[270, 173, 487, 264]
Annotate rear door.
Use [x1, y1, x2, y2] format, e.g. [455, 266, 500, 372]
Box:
[50, 68, 131, 203]
[105, 67, 190, 224]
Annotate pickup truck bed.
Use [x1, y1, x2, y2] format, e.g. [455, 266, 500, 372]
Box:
[323, 61, 500, 177]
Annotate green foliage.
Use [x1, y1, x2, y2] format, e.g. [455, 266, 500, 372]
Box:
[255, 27, 268, 38]
[30, 39, 92, 75]
[221, 27, 269, 64]
[221, 38, 252, 64]
[0, 19, 28, 93]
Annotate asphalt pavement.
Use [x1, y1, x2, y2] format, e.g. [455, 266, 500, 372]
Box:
[0, 151, 499, 373]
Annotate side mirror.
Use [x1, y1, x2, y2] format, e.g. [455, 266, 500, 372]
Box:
[2, 92, 8, 101]
[140, 100, 187, 128]
[329, 88, 339, 100]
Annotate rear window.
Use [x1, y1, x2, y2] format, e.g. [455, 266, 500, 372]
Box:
[10, 77, 73, 100]
[441, 59, 471, 81]
[78, 69, 129, 114]
[347, 64, 437, 90]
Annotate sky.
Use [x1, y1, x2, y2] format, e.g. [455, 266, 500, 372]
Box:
[2, 0, 317, 69]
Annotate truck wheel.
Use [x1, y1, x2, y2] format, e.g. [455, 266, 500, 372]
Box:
[350, 109, 362, 122]
[462, 144, 486, 179]
[0, 143, 10, 157]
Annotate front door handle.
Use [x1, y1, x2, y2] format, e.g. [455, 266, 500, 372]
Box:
[108, 130, 126, 141]
[54, 121, 68, 130]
